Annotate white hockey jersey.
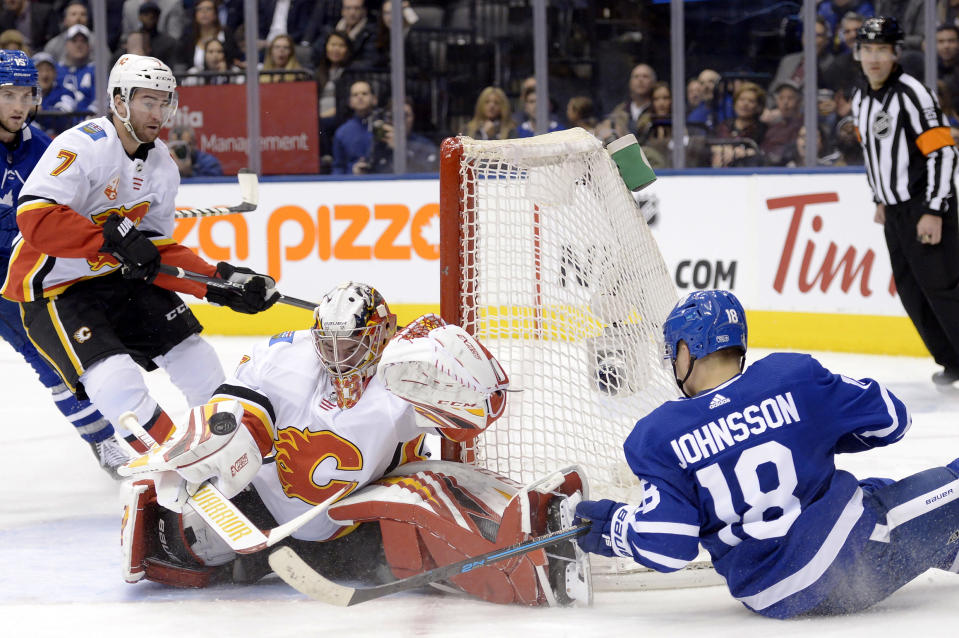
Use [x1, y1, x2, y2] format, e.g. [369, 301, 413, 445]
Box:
[2, 116, 215, 302]
[212, 329, 429, 541]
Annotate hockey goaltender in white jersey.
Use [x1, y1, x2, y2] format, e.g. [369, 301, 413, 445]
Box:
[119, 282, 589, 606]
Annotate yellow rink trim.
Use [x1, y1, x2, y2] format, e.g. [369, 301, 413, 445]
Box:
[747, 310, 927, 356]
[190, 303, 929, 357]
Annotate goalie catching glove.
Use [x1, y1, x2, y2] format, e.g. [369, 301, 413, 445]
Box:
[99, 213, 161, 282]
[378, 314, 510, 442]
[206, 261, 280, 314]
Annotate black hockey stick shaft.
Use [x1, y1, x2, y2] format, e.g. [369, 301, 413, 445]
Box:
[269, 523, 590, 606]
[158, 264, 318, 311]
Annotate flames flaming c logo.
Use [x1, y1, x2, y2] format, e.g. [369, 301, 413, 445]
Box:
[274, 427, 361, 505]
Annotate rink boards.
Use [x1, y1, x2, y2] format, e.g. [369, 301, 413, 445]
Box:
[173, 170, 926, 355]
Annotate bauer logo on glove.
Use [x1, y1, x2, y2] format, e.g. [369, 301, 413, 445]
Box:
[378, 314, 510, 436]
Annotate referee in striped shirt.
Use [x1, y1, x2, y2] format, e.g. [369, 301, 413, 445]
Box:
[852, 17, 959, 386]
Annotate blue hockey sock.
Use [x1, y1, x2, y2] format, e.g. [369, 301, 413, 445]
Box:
[49, 381, 115, 444]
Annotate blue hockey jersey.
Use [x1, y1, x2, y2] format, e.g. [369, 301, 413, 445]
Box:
[616, 352, 910, 618]
[0, 125, 52, 241]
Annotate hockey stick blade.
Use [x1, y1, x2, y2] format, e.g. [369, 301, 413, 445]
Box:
[268, 523, 590, 606]
[158, 264, 318, 311]
[237, 168, 258, 206]
[174, 169, 259, 219]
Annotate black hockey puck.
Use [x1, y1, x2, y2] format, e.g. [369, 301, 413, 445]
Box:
[208, 411, 238, 435]
[596, 363, 623, 395]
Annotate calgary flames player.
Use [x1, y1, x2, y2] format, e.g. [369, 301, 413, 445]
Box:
[1, 53, 277, 457]
[119, 281, 589, 606]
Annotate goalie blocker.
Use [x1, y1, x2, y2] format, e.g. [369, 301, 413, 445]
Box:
[119, 312, 589, 605]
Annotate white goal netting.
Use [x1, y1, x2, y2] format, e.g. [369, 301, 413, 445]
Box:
[439, 128, 722, 590]
[440, 127, 679, 503]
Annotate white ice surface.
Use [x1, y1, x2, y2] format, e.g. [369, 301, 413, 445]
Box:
[3, 337, 959, 637]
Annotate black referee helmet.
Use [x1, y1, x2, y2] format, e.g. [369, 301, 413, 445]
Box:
[856, 16, 905, 45]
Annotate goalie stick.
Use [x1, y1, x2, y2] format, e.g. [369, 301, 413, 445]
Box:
[267, 523, 590, 606]
[158, 264, 318, 311]
[118, 411, 345, 554]
[174, 169, 258, 219]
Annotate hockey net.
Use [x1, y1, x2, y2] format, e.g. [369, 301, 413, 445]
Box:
[438, 128, 718, 589]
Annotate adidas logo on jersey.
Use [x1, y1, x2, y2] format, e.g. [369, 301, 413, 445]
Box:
[708, 393, 730, 409]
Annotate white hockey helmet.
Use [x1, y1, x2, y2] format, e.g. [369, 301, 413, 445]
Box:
[312, 282, 397, 408]
[108, 54, 178, 142]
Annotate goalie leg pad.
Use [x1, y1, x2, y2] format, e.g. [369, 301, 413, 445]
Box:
[326, 461, 589, 606]
[121, 479, 156, 583]
[120, 478, 236, 588]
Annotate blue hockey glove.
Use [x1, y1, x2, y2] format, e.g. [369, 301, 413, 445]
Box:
[574, 499, 628, 558]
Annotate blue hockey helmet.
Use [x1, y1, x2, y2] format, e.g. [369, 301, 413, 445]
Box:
[663, 290, 747, 364]
[0, 49, 40, 119]
[0, 49, 39, 91]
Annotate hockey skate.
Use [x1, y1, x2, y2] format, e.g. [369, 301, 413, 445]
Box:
[544, 492, 591, 606]
[89, 435, 131, 480]
[933, 368, 959, 392]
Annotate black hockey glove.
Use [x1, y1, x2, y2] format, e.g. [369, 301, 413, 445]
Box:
[206, 262, 280, 314]
[100, 213, 161, 283]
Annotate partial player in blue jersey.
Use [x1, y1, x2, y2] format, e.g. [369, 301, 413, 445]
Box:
[0, 50, 129, 478]
[575, 289, 959, 618]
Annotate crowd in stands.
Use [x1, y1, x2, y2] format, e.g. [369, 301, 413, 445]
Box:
[10, 1, 959, 174]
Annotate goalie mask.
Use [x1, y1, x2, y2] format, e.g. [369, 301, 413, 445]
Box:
[312, 282, 397, 408]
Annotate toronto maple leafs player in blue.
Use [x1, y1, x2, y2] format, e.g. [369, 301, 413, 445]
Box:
[0, 50, 129, 477]
[575, 289, 959, 618]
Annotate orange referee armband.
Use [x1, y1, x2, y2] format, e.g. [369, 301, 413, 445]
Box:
[916, 127, 954, 155]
